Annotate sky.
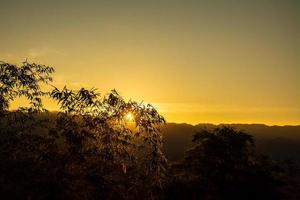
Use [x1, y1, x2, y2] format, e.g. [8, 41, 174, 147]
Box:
[1, 0, 299, 125]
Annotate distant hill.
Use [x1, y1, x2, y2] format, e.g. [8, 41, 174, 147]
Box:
[5, 111, 299, 162]
[162, 123, 300, 162]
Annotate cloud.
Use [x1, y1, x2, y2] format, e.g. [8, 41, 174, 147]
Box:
[26, 48, 66, 59]
[0, 48, 66, 62]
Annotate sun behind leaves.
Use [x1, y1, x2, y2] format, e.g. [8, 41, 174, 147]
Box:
[0, 61, 167, 199]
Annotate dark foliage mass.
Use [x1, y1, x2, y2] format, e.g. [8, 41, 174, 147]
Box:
[0, 61, 299, 200]
[165, 128, 286, 199]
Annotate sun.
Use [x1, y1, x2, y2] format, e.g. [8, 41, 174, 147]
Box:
[125, 112, 134, 122]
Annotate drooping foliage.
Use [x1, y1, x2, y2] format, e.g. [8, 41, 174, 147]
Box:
[0, 61, 166, 199]
[50, 87, 167, 198]
[0, 60, 54, 112]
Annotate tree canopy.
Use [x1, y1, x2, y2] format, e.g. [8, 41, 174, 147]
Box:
[0, 61, 166, 199]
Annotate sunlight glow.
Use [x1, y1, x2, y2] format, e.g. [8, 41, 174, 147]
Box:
[125, 112, 134, 122]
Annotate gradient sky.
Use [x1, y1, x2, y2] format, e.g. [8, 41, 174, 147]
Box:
[1, 0, 299, 125]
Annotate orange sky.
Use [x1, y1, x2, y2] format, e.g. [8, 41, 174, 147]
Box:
[2, 0, 300, 125]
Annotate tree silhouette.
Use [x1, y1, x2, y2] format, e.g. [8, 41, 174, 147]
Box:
[50, 87, 167, 198]
[181, 127, 283, 200]
[0, 61, 166, 199]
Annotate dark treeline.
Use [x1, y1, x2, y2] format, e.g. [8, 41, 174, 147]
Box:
[0, 61, 299, 200]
